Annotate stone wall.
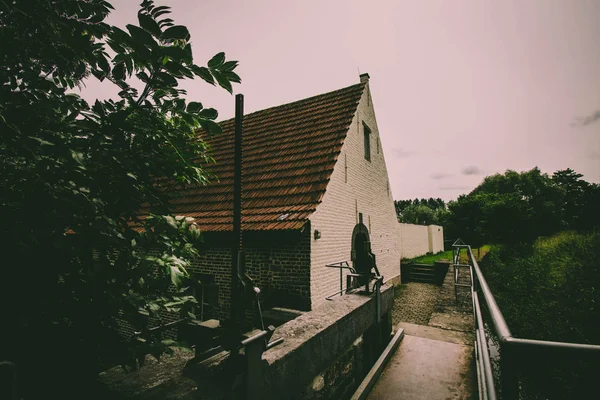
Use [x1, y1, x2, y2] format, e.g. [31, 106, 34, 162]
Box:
[309, 77, 401, 309]
[100, 285, 395, 400]
[261, 285, 395, 399]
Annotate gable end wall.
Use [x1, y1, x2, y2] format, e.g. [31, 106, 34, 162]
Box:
[309, 83, 400, 309]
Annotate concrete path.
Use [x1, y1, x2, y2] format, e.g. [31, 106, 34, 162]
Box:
[367, 323, 475, 400]
[367, 266, 476, 400]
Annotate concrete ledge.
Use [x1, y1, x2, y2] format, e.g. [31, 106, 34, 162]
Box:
[260, 284, 395, 399]
[350, 325, 405, 400]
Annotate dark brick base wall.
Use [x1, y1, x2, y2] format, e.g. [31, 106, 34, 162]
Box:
[115, 227, 311, 339]
[191, 226, 312, 324]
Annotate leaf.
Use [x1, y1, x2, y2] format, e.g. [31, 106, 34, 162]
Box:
[186, 102, 203, 113]
[174, 99, 186, 111]
[164, 215, 178, 229]
[207, 52, 225, 68]
[138, 12, 162, 37]
[91, 69, 106, 82]
[169, 265, 185, 286]
[156, 71, 178, 87]
[198, 108, 217, 119]
[97, 55, 110, 73]
[29, 136, 54, 146]
[151, 5, 170, 17]
[200, 119, 222, 135]
[71, 150, 85, 166]
[191, 65, 214, 85]
[74, 62, 86, 78]
[112, 63, 126, 81]
[126, 24, 157, 49]
[162, 25, 190, 41]
[183, 43, 193, 64]
[221, 60, 238, 72]
[136, 71, 150, 83]
[163, 61, 184, 77]
[211, 70, 232, 94]
[109, 26, 132, 45]
[222, 71, 241, 83]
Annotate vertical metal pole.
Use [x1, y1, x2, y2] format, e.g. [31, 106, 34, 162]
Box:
[200, 288, 205, 321]
[339, 267, 343, 296]
[376, 279, 381, 323]
[231, 94, 244, 326]
[500, 342, 519, 400]
[0, 361, 18, 400]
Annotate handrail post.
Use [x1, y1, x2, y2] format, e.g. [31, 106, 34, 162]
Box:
[0, 361, 18, 400]
[500, 341, 519, 400]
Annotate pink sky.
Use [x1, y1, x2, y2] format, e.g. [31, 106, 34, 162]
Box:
[81, 0, 600, 201]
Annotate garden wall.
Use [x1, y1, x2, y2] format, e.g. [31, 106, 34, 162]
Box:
[398, 223, 444, 259]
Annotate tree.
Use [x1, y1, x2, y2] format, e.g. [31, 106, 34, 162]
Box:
[446, 167, 600, 246]
[394, 198, 446, 221]
[0, 0, 240, 397]
[552, 168, 600, 231]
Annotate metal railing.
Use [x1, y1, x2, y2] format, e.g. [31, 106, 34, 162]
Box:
[452, 239, 600, 400]
[325, 261, 356, 300]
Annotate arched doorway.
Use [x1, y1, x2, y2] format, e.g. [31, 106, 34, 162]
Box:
[351, 221, 374, 286]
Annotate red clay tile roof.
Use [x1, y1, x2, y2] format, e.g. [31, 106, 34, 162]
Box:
[170, 82, 366, 231]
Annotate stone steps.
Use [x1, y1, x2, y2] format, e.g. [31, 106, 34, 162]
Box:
[409, 265, 436, 284]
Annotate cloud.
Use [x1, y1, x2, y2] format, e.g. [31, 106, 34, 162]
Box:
[461, 165, 482, 176]
[587, 150, 600, 160]
[572, 110, 600, 127]
[431, 173, 453, 180]
[439, 185, 471, 191]
[393, 148, 414, 158]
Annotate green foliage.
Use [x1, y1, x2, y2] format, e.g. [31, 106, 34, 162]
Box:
[481, 231, 600, 398]
[395, 197, 445, 215]
[483, 231, 600, 344]
[399, 204, 435, 224]
[0, 0, 240, 397]
[445, 167, 600, 246]
[395, 198, 448, 225]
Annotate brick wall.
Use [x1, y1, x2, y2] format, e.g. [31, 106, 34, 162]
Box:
[189, 228, 312, 322]
[309, 79, 401, 309]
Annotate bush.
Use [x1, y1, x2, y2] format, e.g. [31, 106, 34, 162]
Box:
[482, 230, 600, 344]
[481, 231, 600, 399]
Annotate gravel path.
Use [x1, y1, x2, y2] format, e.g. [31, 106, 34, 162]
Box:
[391, 282, 441, 326]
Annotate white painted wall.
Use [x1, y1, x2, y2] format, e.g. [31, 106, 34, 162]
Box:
[398, 223, 445, 259]
[428, 225, 444, 254]
[309, 79, 400, 310]
[398, 223, 429, 259]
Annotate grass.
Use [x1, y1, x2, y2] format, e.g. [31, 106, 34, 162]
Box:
[403, 245, 491, 264]
[403, 250, 454, 264]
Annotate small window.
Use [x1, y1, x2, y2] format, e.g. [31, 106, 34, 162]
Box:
[363, 122, 371, 161]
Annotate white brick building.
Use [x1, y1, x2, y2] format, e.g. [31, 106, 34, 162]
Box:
[172, 74, 441, 322]
[310, 74, 400, 309]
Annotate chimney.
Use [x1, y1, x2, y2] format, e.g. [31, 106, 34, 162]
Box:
[360, 73, 370, 84]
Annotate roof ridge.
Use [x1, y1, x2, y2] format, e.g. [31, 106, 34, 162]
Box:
[216, 82, 365, 124]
